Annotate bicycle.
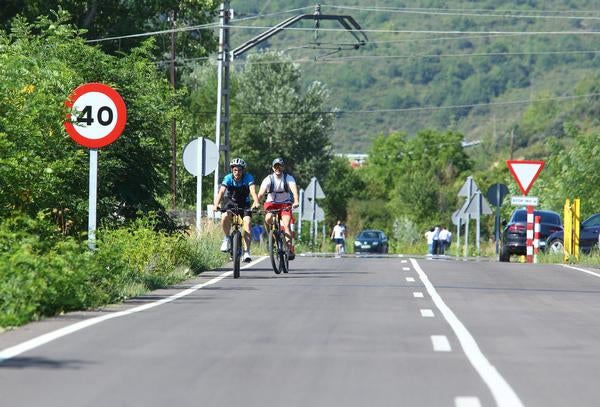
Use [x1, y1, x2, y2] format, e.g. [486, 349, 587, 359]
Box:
[220, 205, 246, 279]
[264, 206, 293, 275]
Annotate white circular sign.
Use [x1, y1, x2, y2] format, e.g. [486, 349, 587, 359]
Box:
[183, 138, 219, 176]
[64, 83, 127, 148]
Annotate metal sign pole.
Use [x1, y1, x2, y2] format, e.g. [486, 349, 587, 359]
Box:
[196, 138, 206, 233]
[476, 191, 481, 254]
[298, 189, 304, 241]
[88, 149, 98, 250]
[312, 181, 317, 246]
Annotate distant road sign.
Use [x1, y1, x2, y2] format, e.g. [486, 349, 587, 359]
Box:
[458, 176, 480, 197]
[506, 160, 545, 196]
[64, 83, 127, 148]
[182, 138, 218, 176]
[486, 183, 509, 207]
[305, 177, 325, 199]
[511, 196, 539, 206]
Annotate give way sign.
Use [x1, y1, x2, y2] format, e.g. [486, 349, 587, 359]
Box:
[506, 160, 545, 195]
[64, 83, 127, 148]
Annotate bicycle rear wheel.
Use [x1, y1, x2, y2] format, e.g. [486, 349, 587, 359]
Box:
[269, 230, 281, 274]
[232, 231, 242, 278]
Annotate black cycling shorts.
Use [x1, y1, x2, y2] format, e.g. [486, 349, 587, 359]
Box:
[222, 201, 253, 218]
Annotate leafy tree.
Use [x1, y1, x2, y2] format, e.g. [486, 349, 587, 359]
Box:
[0, 1, 218, 61]
[230, 52, 334, 187]
[0, 13, 178, 231]
[322, 156, 365, 224]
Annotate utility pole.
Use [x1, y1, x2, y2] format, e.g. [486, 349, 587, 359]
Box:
[170, 10, 177, 209]
[213, 1, 231, 199]
[213, 3, 367, 199]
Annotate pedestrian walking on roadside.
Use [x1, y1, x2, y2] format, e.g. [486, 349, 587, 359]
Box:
[425, 227, 435, 255]
[438, 226, 450, 255]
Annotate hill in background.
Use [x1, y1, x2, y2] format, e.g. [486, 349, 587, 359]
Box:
[230, 1, 600, 156]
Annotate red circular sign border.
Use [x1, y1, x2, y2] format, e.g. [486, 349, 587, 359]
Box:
[64, 82, 127, 148]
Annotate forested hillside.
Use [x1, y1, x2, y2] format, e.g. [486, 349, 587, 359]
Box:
[232, 1, 600, 155]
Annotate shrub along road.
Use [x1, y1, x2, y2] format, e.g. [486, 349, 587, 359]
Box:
[1, 256, 600, 406]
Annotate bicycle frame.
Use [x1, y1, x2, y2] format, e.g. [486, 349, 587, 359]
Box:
[265, 207, 292, 274]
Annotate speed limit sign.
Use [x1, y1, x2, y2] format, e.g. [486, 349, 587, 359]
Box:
[64, 83, 127, 148]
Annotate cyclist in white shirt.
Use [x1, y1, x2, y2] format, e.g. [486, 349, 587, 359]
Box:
[257, 158, 300, 259]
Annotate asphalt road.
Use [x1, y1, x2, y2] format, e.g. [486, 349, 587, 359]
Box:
[2, 255, 600, 407]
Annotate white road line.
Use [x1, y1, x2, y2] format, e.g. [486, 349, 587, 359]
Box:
[455, 396, 482, 407]
[401, 259, 408, 263]
[563, 264, 600, 278]
[413, 292, 424, 298]
[431, 335, 452, 351]
[0, 257, 267, 363]
[421, 309, 435, 317]
[402, 267, 411, 271]
[406, 277, 415, 282]
[410, 258, 524, 407]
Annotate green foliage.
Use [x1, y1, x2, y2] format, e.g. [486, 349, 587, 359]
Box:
[0, 1, 218, 61]
[0, 13, 178, 231]
[0, 214, 225, 328]
[322, 156, 365, 224]
[230, 51, 334, 187]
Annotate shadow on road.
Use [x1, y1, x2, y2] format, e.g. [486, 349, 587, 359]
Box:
[0, 356, 90, 370]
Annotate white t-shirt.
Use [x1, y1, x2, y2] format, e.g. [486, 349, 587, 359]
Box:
[260, 173, 296, 203]
[438, 229, 450, 241]
[425, 230, 434, 244]
[332, 224, 345, 239]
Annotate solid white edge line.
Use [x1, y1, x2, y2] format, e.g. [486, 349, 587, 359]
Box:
[410, 258, 524, 407]
[0, 257, 267, 363]
[455, 396, 482, 407]
[562, 264, 600, 278]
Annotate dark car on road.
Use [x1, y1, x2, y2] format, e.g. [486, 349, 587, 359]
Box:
[546, 213, 600, 254]
[354, 230, 389, 254]
[500, 208, 562, 262]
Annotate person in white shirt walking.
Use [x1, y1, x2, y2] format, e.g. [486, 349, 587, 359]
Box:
[331, 220, 346, 258]
[438, 226, 450, 255]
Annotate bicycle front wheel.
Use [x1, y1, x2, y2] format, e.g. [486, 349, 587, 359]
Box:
[269, 230, 281, 274]
[232, 231, 242, 278]
[280, 238, 289, 274]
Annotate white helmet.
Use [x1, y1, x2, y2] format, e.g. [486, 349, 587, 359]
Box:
[230, 157, 247, 169]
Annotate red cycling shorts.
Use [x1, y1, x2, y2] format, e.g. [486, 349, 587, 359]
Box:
[264, 202, 294, 221]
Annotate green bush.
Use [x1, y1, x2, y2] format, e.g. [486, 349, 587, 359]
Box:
[0, 215, 226, 328]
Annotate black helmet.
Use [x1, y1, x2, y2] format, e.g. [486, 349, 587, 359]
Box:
[272, 157, 284, 167]
[230, 157, 247, 169]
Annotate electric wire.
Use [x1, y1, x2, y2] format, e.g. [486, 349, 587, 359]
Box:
[324, 4, 600, 21]
[194, 93, 600, 116]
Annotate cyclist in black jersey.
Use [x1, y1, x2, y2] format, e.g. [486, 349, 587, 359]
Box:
[213, 158, 260, 262]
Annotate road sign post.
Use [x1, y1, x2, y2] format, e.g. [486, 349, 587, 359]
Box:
[183, 138, 219, 232]
[487, 183, 509, 255]
[64, 83, 127, 250]
[506, 160, 545, 263]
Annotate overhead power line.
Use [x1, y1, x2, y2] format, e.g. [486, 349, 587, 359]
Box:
[320, 4, 600, 15]
[324, 4, 600, 21]
[227, 24, 600, 37]
[194, 93, 600, 116]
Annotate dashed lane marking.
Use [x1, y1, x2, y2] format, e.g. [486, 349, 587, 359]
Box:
[431, 335, 452, 352]
[421, 309, 435, 317]
[410, 258, 524, 407]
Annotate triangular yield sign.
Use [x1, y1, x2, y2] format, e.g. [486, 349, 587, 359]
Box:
[506, 160, 545, 195]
